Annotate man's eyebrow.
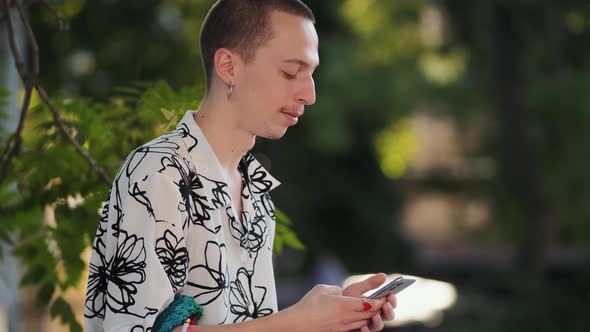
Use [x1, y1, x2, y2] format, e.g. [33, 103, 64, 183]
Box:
[281, 58, 319, 69]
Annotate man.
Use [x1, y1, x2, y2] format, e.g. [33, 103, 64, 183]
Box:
[84, 0, 397, 331]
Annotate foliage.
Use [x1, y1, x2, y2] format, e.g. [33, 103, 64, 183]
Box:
[274, 209, 305, 254]
[0, 80, 302, 329]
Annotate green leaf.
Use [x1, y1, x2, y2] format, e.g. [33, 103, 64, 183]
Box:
[53, 204, 91, 288]
[275, 208, 293, 225]
[50, 297, 83, 332]
[273, 208, 304, 254]
[283, 231, 305, 250]
[0, 180, 17, 208]
[20, 263, 48, 286]
[274, 238, 284, 253]
[37, 282, 55, 308]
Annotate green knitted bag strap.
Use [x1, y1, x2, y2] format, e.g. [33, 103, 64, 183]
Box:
[152, 295, 204, 332]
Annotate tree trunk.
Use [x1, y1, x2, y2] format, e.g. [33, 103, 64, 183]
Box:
[490, 1, 548, 278]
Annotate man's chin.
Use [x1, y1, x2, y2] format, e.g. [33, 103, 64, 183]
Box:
[259, 128, 288, 140]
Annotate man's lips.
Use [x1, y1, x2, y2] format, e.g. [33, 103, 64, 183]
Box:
[281, 110, 302, 125]
[281, 110, 303, 118]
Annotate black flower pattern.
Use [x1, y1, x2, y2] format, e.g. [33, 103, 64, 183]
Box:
[186, 241, 229, 306]
[159, 155, 220, 233]
[125, 135, 181, 177]
[208, 177, 231, 209]
[227, 208, 267, 253]
[110, 180, 126, 238]
[177, 123, 198, 152]
[155, 229, 188, 292]
[240, 154, 274, 195]
[129, 181, 154, 217]
[96, 191, 111, 238]
[85, 230, 156, 319]
[229, 267, 273, 322]
[260, 193, 276, 219]
[85, 237, 110, 319]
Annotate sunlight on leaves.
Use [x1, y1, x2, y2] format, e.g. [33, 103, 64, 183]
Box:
[419, 49, 467, 86]
[374, 118, 417, 179]
[341, 0, 423, 65]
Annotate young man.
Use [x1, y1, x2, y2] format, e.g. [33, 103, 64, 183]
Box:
[84, 0, 397, 331]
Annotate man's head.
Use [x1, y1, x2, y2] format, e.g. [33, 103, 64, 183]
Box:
[200, 0, 319, 139]
[200, 0, 315, 87]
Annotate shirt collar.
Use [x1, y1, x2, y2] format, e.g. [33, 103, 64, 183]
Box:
[176, 111, 281, 196]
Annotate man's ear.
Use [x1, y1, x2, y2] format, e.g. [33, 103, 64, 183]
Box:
[213, 48, 239, 85]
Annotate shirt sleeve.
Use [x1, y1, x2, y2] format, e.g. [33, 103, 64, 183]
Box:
[101, 172, 189, 331]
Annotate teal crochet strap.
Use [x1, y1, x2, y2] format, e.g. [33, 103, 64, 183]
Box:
[152, 295, 204, 332]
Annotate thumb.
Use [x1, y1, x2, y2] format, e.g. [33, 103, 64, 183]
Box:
[344, 273, 387, 297]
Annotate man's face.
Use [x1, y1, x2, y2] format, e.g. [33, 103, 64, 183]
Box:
[233, 10, 319, 139]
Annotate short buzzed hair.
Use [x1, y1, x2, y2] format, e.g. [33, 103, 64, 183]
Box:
[200, 0, 315, 90]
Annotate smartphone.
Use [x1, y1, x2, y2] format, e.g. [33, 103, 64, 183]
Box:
[366, 276, 416, 299]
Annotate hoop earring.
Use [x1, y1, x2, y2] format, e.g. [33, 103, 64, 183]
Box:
[227, 82, 233, 100]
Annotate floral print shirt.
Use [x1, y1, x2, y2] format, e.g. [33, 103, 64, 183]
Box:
[84, 111, 281, 331]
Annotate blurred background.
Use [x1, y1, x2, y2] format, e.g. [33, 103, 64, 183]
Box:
[1, 0, 590, 331]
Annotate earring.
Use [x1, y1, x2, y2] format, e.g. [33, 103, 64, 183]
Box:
[227, 82, 233, 100]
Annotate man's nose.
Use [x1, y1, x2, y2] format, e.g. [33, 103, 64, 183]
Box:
[297, 76, 316, 106]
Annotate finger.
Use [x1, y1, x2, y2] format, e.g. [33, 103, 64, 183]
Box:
[319, 284, 342, 296]
[348, 310, 382, 322]
[360, 325, 370, 332]
[370, 313, 384, 331]
[343, 273, 387, 297]
[381, 301, 394, 321]
[344, 319, 369, 331]
[387, 293, 397, 309]
[359, 297, 387, 312]
[335, 295, 381, 312]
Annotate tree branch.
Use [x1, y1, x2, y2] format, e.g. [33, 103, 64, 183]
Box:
[35, 85, 112, 184]
[0, 0, 36, 23]
[39, 0, 65, 30]
[0, 0, 32, 183]
[2, 0, 26, 82]
[0, 0, 112, 185]
[0, 86, 32, 183]
[15, 0, 39, 76]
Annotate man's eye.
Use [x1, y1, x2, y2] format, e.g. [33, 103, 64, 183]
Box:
[282, 71, 297, 80]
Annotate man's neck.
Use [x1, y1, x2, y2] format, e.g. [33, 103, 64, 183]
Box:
[193, 95, 256, 176]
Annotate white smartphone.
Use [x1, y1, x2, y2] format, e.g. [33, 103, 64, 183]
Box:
[366, 276, 416, 299]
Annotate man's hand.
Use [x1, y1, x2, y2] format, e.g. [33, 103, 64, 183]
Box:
[342, 273, 397, 332]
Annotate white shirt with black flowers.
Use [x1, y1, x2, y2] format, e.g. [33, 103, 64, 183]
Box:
[84, 111, 281, 331]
